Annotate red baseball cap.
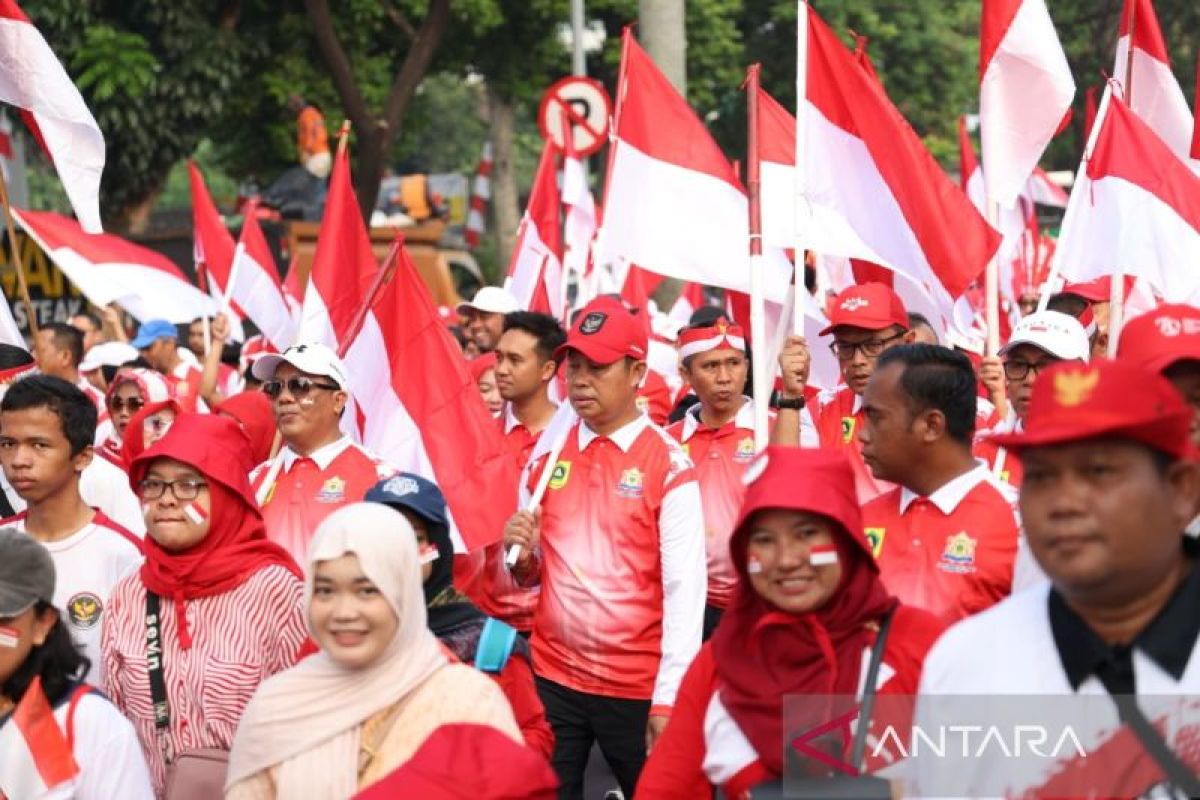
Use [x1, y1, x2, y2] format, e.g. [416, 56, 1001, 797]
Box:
[1117, 304, 1200, 375]
[819, 282, 909, 337]
[1060, 275, 1135, 304]
[554, 296, 648, 365]
[731, 446, 876, 572]
[987, 360, 1193, 459]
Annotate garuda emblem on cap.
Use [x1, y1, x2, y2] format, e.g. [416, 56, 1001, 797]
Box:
[1053, 368, 1100, 408]
[580, 312, 607, 335]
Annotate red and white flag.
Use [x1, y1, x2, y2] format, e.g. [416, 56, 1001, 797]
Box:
[959, 115, 986, 211]
[0, 677, 79, 800]
[228, 208, 298, 350]
[600, 30, 791, 300]
[188, 161, 246, 341]
[1115, 0, 1197, 168]
[1055, 91, 1200, 303]
[979, 0, 1075, 208]
[1027, 167, 1069, 207]
[13, 208, 215, 322]
[0, 1, 105, 232]
[505, 139, 563, 319]
[561, 127, 597, 309]
[668, 282, 707, 323]
[759, 8, 999, 328]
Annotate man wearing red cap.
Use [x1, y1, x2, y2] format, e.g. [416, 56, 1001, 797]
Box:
[775, 282, 913, 503]
[1118, 304, 1200, 449]
[502, 296, 705, 798]
[666, 317, 761, 638]
[858, 344, 1019, 624]
[914, 360, 1200, 798]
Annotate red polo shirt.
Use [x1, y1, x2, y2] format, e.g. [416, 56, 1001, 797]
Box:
[862, 465, 1020, 624]
[812, 386, 894, 504]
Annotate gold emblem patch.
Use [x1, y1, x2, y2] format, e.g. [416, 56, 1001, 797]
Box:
[548, 461, 571, 490]
[1053, 368, 1100, 408]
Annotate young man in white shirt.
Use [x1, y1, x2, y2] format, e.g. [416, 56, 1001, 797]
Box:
[0, 375, 142, 686]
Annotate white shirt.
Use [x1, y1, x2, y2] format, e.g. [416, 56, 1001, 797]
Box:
[52, 691, 155, 799]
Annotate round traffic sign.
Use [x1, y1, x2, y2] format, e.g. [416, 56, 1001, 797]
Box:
[538, 76, 612, 158]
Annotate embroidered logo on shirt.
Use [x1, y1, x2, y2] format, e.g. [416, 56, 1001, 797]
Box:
[735, 436, 755, 462]
[316, 476, 346, 503]
[841, 416, 856, 444]
[864, 527, 886, 558]
[548, 461, 572, 490]
[66, 592, 103, 629]
[938, 531, 977, 574]
[616, 467, 644, 498]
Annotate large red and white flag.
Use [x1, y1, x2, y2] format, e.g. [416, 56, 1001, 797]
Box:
[0, 677, 79, 799]
[561, 125, 597, 309]
[759, 8, 999, 327]
[13, 208, 214, 322]
[228, 208, 298, 350]
[1114, 0, 1197, 168]
[0, 1, 105, 232]
[1055, 91, 1200, 303]
[505, 139, 563, 319]
[188, 161, 246, 342]
[979, 0, 1075, 208]
[600, 30, 791, 300]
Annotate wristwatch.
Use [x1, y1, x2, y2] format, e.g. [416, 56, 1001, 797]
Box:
[771, 390, 806, 410]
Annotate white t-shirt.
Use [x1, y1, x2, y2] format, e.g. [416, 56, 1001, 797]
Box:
[50, 690, 155, 799]
[7, 515, 142, 687]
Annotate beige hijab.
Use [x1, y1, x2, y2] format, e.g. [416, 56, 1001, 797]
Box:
[225, 503, 447, 797]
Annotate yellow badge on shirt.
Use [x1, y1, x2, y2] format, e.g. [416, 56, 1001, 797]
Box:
[841, 416, 856, 444]
[548, 461, 571, 491]
[316, 476, 346, 503]
[864, 527, 886, 558]
[938, 531, 977, 574]
[617, 467, 644, 499]
[735, 436, 755, 462]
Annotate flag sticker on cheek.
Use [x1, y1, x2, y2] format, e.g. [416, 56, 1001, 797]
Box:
[418, 543, 439, 565]
[184, 502, 209, 526]
[810, 543, 838, 567]
[0, 625, 19, 648]
[747, 554, 764, 575]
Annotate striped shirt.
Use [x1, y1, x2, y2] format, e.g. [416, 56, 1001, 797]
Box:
[101, 565, 308, 796]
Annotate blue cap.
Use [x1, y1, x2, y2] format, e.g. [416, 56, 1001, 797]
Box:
[365, 473, 447, 527]
[131, 319, 179, 349]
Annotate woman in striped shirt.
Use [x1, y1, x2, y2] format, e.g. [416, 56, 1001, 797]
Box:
[101, 414, 307, 797]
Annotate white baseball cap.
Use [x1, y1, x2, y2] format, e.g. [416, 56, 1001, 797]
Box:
[456, 286, 520, 317]
[999, 310, 1091, 363]
[79, 341, 139, 373]
[251, 342, 349, 389]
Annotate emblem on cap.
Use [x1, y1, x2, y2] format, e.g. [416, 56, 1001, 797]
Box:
[1156, 317, 1183, 337]
[841, 297, 869, 312]
[580, 312, 607, 335]
[382, 476, 420, 498]
[1053, 368, 1100, 408]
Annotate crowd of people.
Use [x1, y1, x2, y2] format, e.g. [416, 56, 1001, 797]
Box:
[1, 272, 1199, 799]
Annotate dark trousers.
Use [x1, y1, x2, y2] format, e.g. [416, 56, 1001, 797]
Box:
[702, 604, 725, 641]
[536, 675, 651, 800]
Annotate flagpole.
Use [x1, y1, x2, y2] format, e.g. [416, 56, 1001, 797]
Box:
[746, 64, 769, 452]
[1107, 0, 1138, 357]
[0, 172, 39, 339]
[984, 202, 1001, 356]
[339, 233, 405, 359]
[793, 0, 810, 336]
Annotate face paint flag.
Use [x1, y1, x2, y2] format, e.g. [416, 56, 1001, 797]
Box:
[810, 543, 839, 567]
[0, 625, 18, 648]
[184, 501, 208, 526]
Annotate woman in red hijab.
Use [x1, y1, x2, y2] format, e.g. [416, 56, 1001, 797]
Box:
[100, 413, 308, 797]
[637, 447, 946, 799]
[216, 390, 278, 465]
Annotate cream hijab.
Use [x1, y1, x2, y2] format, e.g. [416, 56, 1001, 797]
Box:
[226, 503, 447, 797]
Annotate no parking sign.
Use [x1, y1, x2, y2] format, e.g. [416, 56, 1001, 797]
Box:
[537, 76, 612, 157]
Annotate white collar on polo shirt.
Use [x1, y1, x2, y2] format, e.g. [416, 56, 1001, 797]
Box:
[679, 396, 754, 442]
[578, 414, 649, 454]
[898, 463, 991, 515]
[282, 436, 354, 471]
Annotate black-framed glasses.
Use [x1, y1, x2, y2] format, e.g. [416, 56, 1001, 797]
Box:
[262, 377, 341, 399]
[137, 477, 208, 500]
[1003, 359, 1054, 381]
[108, 396, 145, 413]
[829, 331, 906, 361]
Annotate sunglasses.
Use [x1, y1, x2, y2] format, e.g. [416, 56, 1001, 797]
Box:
[108, 396, 145, 413]
[262, 376, 341, 400]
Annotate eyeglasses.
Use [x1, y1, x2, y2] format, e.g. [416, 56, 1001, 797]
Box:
[108, 396, 145, 413]
[137, 477, 208, 500]
[828, 332, 906, 361]
[262, 377, 341, 399]
[1003, 359, 1055, 381]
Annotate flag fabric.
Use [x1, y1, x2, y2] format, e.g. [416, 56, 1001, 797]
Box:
[505, 139, 563, 319]
[465, 142, 491, 249]
[599, 30, 791, 301]
[1192, 56, 1200, 160]
[228, 209, 298, 350]
[1055, 92, 1200, 303]
[958, 115, 986, 211]
[979, 0, 1075, 208]
[758, 7, 999, 329]
[561, 123, 597, 310]
[1114, 0, 1197, 168]
[0, 676, 79, 800]
[1027, 168, 1069, 207]
[13, 208, 215, 323]
[0, 1, 105, 232]
[281, 253, 304, 317]
[188, 161, 237, 294]
[668, 282, 707, 322]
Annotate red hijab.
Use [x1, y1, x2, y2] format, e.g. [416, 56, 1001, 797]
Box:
[216, 390, 277, 465]
[130, 413, 301, 649]
[711, 447, 896, 776]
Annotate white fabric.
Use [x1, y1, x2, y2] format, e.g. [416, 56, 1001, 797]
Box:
[702, 694, 760, 785]
[228, 237, 299, 351]
[57, 693, 155, 799]
[1114, 37, 1199, 171]
[280, 436, 355, 472]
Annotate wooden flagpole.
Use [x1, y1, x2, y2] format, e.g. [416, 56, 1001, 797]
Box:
[745, 64, 770, 453]
[0, 168, 40, 339]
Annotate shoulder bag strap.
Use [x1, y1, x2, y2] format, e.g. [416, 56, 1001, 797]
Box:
[1112, 693, 1200, 797]
[145, 592, 173, 763]
[848, 605, 896, 773]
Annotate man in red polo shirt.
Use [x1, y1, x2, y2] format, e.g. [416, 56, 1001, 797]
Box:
[666, 317, 764, 639]
[249, 342, 396, 564]
[502, 296, 705, 799]
[860, 343, 1020, 623]
[774, 282, 913, 503]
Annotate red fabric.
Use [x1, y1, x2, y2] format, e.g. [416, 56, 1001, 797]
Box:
[130, 413, 302, 649]
[468, 351, 498, 383]
[119, 399, 182, 470]
[554, 295, 649, 366]
[711, 447, 896, 776]
[494, 654, 555, 760]
[819, 282, 908, 336]
[215, 391, 277, 465]
[1117, 302, 1200, 374]
[188, 161, 236, 291]
[637, 369, 673, 426]
[351, 723, 558, 800]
